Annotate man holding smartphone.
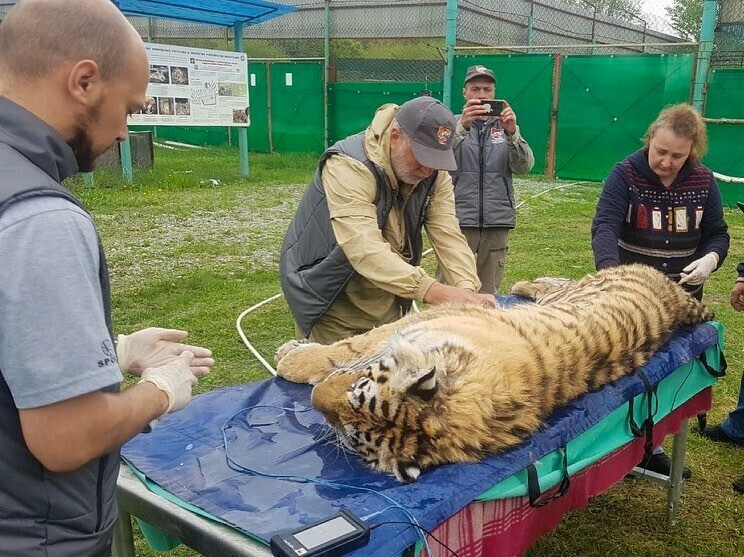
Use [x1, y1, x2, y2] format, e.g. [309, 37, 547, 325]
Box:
[450, 65, 535, 293]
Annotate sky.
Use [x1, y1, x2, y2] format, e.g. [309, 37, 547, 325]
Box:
[642, 0, 674, 18]
[639, 0, 676, 34]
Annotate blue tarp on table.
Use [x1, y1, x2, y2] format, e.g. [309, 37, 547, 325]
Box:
[122, 321, 720, 557]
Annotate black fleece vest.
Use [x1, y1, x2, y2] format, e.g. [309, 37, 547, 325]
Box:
[0, 97, 119, 557]
[279, 132, 438, 337]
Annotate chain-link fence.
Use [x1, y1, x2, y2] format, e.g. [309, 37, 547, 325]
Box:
[0, 1, 697, 80]
[714, 0, 744, 67]
[116, 0, 693, 83]
[456, 0, 690, 56]
[0, 1, 736, 69]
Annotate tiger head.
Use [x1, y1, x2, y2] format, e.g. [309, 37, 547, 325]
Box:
[310, 329, 466, 483]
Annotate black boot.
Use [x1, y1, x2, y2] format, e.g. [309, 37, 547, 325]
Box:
[638, 452, 692, 480]
[695, 424, 744, 448]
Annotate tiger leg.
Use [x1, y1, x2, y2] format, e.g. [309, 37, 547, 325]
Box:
[275, 318, 414, 384]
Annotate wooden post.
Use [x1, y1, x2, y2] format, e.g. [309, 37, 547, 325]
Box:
[546, 53, 562, 179]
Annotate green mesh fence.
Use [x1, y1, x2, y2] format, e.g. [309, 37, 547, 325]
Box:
[133, 61, 324, 153]
[267, 61, 325, 153]
[705, 124, 744, 207]
[702, 67, 744, 207]
[104, 1, 686, 84]
[453, 53, 555, 175]
[555, 54, 693, 181]
[456, 0, 676, 56]
[83, 1, 721, 173]
[328, 82, 444, 145]
[333, 58, 444, 84]
[706, 68, 744, 119]
[247, 61, 270, 153]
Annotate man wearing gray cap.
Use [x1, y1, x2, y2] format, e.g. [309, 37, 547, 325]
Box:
[451, 65, 535, 293]
[280, 96, 495, 343]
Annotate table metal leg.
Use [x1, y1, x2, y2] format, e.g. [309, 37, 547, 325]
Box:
[667, 420, 689, 526]
[112, 508, 136, 557]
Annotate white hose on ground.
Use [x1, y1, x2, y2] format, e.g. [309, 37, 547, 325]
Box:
[236, 293, 283, 375]
[238, 180, 592, 371]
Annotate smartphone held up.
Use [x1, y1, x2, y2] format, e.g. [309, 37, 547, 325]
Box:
[480, 99, 506, 117]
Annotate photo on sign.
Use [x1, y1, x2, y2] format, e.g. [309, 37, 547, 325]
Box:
[138, 96, 157, 115]
[158, 97, 175, 115]
[149, 65, 170, 84]
[170, 66, 189, 85]
[232, 108, 248, 124]
[232, 83, 247, 97]
[219, 82, 247, 98]
[175, 97, 191, 116]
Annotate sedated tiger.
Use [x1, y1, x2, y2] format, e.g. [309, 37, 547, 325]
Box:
[275, 264, 713, 482]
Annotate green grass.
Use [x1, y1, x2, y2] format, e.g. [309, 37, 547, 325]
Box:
[75, 146, 744, 556]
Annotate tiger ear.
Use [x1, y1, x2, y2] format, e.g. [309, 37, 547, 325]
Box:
[404, 368, 438, 401]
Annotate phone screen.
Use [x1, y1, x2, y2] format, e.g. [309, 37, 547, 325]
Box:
[293, 516, 357, 549]
[481, 99, 505, 116]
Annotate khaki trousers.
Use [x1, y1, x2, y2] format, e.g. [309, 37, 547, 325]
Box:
[460, 227, 510, 294]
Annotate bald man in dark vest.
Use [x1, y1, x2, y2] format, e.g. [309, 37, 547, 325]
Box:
[0, 1, 214, 554]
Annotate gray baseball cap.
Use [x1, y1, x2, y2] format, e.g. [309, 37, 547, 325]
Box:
[395, 96, 457, 171]
[464, 64, 495, 84]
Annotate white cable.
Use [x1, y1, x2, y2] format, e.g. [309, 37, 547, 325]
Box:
[236, 293, 283, 376]
[153, 141, 181, 150]
[412, 181, 590, 312]
[238, 181, 592, 370]
[164, 140, 205, 150]
[515, 181, 589, 209]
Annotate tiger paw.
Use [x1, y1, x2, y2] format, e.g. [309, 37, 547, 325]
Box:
[274, 338, 317, 363]
[275, 339, 332, 384]
[274, 339, 307, 363]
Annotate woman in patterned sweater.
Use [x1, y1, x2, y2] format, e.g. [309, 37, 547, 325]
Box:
[591, 103, 730, 479]
[591, 103, 729, 300]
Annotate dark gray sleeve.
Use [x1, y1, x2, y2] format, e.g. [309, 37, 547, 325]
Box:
[0, 198, 122, 409]
[506, 125, 535, 174]
[591, 164, 629, 270]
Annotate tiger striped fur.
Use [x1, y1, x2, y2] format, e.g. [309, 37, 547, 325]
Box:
[275, 264, 713, 483]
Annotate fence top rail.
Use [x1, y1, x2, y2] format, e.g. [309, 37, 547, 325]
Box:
[454, 42, 699, 51]
[247, 57, 326, 61]
[703, 117, 744, 125]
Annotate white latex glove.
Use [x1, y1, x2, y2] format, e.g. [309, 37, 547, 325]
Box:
[138, 351, 198, 414]
[117, 328, 214, 377]
[679, 252, 719, 286]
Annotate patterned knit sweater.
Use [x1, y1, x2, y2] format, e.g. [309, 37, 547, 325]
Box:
[591, 148, 729, 279]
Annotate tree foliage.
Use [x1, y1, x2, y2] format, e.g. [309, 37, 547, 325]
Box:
[566, 0, 643, 22]
[665, 0, 703, 41]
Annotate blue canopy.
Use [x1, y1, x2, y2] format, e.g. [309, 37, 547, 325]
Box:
[112, 0, 295, 27]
